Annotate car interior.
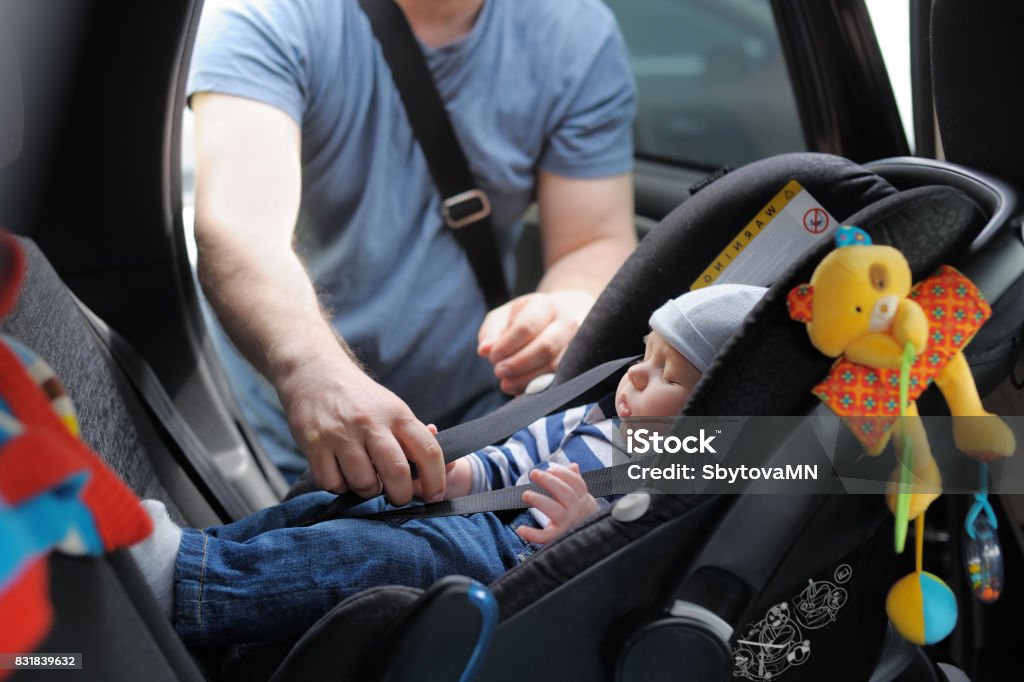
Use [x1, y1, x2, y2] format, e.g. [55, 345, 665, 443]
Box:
[1, 0, 1022, 681]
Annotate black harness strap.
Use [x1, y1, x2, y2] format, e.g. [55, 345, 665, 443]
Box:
[358, 461, 645, 521]
[300, 355, 637, 526]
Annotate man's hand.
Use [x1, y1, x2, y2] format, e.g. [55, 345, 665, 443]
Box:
[478, 171, 635, 394]
[275, 354, 446, 505]
[516, 463, 599, 544]
[477, 290, 593, 395]
[412, 450, 475, 501]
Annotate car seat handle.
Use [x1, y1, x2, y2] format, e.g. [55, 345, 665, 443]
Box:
[675, 494, 825, 627]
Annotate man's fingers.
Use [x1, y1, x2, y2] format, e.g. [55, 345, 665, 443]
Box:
[477, 303, 513, 354]
[516, 523, 555, 545]
[493, 318, 574, 383]
[530, 468, 577, 507]
[487, 298, 556, 364]
[310, 451, 347, 494]
[333, 433, 387, 499]
[397, 419, 446, 503]
[365, 430, 413, 504]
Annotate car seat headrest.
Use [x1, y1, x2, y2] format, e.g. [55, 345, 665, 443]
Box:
[932, 0, 1024, 189]
[557, 153, 896, 382]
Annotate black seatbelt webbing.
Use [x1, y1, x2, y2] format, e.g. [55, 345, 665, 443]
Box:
[78, 304, 253, 523]
[300, 355, 637, 526]
[434, 355, 638, 464]
[358, 0, 510, 310]
[359, 460, 647, 521]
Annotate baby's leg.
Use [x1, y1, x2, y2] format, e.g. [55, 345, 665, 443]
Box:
[202, 490, 339, 541]
[129, 492, 346, 619]
[174, 510, 528, 644]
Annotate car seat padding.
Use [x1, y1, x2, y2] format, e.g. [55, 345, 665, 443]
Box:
[33, 553, 204, 682]
[0, 238, 218, 527]
[221, 586, 420, 682]
[556, 153, 896, 384]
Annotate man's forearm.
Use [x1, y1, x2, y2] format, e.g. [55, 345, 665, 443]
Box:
[196, 227, 360, 386]
[537, 232, 634, 298]
[535, 171, 636, 301]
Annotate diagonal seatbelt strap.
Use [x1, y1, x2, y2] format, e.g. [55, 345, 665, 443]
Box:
[358, 0, 511, 310]
[77, 303, 253, 523]
[433, 355, 637, 464]
[299, 355, 637, 526]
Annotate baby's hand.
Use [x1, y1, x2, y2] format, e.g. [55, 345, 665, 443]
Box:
[517, 463, 599, 544]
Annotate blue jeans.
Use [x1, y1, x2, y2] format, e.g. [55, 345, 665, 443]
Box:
[174, 493, 538, 643]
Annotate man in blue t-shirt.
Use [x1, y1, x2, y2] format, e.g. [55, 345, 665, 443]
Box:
[188, 0, 637, 501]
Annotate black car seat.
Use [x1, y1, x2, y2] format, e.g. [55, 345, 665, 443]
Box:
[211, 151, 1023, 682]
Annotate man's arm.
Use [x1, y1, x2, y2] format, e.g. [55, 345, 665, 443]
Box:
[478, 171, 635, 394]
[192, 92, 445, 503]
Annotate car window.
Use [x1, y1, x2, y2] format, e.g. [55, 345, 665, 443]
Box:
[605, 0, 807, 169]
[865, 0, 913, 152]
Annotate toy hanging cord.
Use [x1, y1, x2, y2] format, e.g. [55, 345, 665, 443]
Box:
[915, 512, 925, 574]
[894, 342, 917, 552]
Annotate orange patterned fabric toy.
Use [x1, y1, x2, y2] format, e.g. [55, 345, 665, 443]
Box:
[807, 265, 990, 453]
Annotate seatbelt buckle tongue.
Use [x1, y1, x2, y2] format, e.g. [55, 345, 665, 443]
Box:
[442, 189, 491, 229]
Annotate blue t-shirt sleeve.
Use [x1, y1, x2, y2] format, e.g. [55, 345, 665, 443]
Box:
[538, 14, 636, 179]
[187, 0, 321, 125]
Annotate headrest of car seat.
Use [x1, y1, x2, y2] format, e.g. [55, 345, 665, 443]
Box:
[0, 19, 24, 169]
[557, 153, 897, 382]
[932, 0, 1024, 189]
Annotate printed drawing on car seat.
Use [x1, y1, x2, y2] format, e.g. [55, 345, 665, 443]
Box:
[732, 564, 852, 680]
[792, 563, 850, 629]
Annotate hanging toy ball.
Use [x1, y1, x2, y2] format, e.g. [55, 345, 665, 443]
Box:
[886, 571, 958, 645]
[964, 509, 1003, 603]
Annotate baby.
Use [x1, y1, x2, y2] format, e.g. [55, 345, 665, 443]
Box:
[132, 284, 765, 644]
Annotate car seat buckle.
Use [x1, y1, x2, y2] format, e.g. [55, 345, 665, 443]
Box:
[442, 189, 492, 229]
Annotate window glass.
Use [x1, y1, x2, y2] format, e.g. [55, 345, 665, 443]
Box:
[865, 0, 913, 152]
[605, 0, 807, 169]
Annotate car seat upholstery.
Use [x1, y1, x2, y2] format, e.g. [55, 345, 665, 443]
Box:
[1, 241, 212, 680]
[0, 239, 207, 525]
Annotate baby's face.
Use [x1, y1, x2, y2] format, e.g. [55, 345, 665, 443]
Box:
[614, 331, 701, 418]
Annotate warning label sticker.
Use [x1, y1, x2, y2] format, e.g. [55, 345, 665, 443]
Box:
[691, 180, 838, 290]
